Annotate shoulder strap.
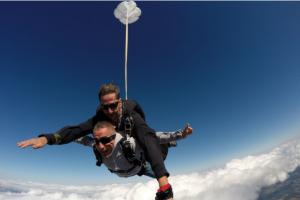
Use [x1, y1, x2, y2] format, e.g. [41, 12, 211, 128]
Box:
[93, 145, 103, 167]
[124, 115, 134, 138]
[120, 137, 143, 166]
[123, 100, 146, 121]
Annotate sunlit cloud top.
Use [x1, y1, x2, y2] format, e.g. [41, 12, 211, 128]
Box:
[1, 137, 300, 200]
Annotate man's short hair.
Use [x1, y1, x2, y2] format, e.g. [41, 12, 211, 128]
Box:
[98, 83, 120, 100]
[93, 121, 116, 133]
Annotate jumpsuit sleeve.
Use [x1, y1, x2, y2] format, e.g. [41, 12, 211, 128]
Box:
[39, 116, 96, 145]
[155, 130, 182, 144]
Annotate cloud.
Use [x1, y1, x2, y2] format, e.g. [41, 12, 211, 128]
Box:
[114, 0, 141, 25]
[1, 137, 300, 200]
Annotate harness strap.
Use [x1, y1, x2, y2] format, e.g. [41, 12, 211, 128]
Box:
[124, 115, 134, 138]
[108, 164, 138, 174]
[93, 137, 144, 171]
[109, 151, 145, 175]
[119, 137, 142, 165]
[93, 145, 103, 167]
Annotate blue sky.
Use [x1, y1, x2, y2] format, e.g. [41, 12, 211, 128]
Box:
[1, 2, 300, 185]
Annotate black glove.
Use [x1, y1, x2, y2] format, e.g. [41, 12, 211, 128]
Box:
[155, 184, 173, 200]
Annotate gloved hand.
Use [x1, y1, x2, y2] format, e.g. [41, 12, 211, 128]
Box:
[155, 183, 173, 200]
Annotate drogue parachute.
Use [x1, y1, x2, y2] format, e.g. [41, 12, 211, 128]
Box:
[113, 0, 141, 100]
[114, 0, 142, 25]
[114, 0, 141, 100]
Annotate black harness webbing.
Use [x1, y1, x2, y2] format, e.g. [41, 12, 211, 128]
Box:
[93, 101, 146, 174]
[93, 137, 145, 174]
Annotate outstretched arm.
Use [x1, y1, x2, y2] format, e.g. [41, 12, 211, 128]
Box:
[17, 116, 97, 149]
[155, 123, 193, 144]
[17, 136, 48, 149]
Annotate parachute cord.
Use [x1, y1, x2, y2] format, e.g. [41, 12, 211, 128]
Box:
[124, 8, 129, 100]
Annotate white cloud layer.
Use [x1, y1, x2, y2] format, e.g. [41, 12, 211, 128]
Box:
[1, 137, 300, 200]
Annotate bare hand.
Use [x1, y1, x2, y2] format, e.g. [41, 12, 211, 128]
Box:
[182, 123, 193, 138]
[17, 137, 48, 149]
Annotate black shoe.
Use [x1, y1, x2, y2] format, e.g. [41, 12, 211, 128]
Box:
[155, 186, 173, 200]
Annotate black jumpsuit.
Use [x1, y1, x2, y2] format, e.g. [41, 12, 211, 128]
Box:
[41, 100, 169, 179]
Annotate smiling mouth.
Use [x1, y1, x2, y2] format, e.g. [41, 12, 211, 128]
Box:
[101, 150, 110, 157]
[102, 150, 108, 154]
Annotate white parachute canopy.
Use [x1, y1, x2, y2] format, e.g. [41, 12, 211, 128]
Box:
[114, 0, 142, 25]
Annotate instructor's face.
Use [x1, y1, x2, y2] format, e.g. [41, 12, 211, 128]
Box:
[100, 93, 122, 121]
[93, 127, 115, 158]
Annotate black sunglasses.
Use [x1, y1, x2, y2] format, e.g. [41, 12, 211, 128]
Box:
[94, 134, 116, 145]
[101, 101, 119, 110]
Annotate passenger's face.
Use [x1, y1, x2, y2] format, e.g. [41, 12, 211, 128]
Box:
[93, 127, 116, 158]
[100, 93, 122, 121]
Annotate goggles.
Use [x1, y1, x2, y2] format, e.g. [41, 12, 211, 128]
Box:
[101, 101, 119, 111]
[94, 134, 116, 145]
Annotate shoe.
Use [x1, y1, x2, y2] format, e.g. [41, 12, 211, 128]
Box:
[155, 185, 173, 200]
